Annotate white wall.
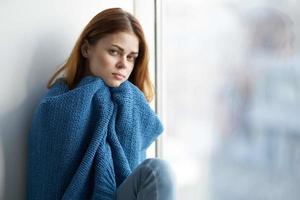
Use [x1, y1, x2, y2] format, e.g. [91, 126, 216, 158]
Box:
[0, 1, 134, 199]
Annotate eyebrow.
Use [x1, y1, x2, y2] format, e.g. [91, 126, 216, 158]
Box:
[111, 44, 139, 55]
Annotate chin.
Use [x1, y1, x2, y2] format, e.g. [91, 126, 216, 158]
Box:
[106, 81, 122, 88]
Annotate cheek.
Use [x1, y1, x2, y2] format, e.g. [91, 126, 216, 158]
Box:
[89, 53, 115, 73]
[99, 54, 116, 68]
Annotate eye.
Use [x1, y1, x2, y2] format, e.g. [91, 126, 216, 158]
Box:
[127, 55, 138, 62]
[109, 49, 119, 56]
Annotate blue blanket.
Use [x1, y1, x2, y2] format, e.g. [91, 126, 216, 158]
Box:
[27, 75, 164, 200]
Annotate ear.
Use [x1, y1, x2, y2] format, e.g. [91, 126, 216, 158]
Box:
[81, 39, 90, 58]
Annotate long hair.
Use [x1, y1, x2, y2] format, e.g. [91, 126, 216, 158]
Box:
[47, 7, 154, 102]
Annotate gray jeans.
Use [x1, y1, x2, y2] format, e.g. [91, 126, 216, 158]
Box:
[116, 158, 176, 200]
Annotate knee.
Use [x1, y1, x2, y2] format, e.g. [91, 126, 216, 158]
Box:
[141, 158, 172, 172]
[140, 158, 176, 186]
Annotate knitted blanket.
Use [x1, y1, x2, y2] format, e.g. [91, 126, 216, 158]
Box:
[27, 75, 164, 200]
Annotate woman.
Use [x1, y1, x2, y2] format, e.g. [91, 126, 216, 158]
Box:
[27, 7, 175, 200]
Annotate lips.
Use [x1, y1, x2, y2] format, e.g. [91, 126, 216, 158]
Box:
[112, 73, 125, 78]
[112, 73, 125, 80]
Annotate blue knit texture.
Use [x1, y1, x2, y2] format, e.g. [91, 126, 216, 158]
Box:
[27, 75, 164, 200]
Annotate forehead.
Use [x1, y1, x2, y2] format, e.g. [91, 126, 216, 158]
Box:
[98, 32, 139, 52]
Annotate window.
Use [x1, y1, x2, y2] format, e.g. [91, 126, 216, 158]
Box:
[157, 0, 300, 199]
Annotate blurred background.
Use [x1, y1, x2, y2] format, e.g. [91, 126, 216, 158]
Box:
[1, 0, 300, 199]
[162, 0, 300, 199]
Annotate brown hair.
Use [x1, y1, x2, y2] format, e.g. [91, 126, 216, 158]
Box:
[47, 7, 154, 102]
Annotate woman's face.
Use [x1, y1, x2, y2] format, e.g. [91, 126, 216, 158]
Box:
[82, 31, 139, 87]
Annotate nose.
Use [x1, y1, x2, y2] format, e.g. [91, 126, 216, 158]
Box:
[116, 55, 129, 69]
